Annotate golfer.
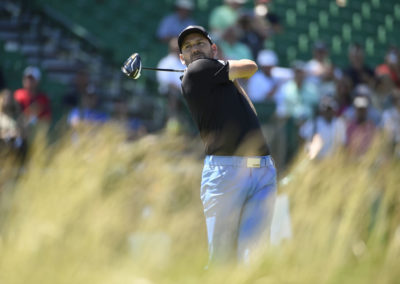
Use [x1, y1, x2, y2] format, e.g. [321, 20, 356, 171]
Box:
[178, 25, 277, 265]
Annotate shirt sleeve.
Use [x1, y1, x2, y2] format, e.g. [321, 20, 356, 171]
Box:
[185, 59, 229, 86]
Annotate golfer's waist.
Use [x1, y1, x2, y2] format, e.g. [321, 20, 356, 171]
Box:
[204, 155, 274, 168]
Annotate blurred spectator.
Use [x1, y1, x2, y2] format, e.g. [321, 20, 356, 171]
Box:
[342, 84, 381, 126]
[237, 0, 283, 59]
[265, 11, 283, 36]
[237, 11, 268, 59]
[276, 60, 319, 123]
[299, 95, 346, 160]
[0, 88, 25, 160]
[67, 86, 109, 128]
[157, 0, 196, 43]
[344, 43, 375, 89]
[217, 25, 253, 60]
[112, 97, 147, 141]
[209, 0, 247, 40]
[0, 66, 5, 91]
[62, 68, 90, 115]
[373, 70, 394, 112]
[248, 49, 280, 102]
[13, 66, 51, 125]
[334, 75, 353, 116]
[305, 41, 333, 84]
[375, 47, 400, 89]
[156, 37, 186, 122]
[318, 64, 338, 99]
[346, 96, 376, 157]
[382, 89, 400, 157]
[253, 0, 283, 36]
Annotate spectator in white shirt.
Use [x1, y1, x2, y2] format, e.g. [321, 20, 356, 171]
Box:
[300, 95, 346, 160]
[157, 0, 196, 43]
[156, 37, 186, 124]
[248, 49, 281, 103]
[276, 60, 319, 123]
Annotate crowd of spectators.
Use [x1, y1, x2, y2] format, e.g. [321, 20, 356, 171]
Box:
[0, 63, 147, 166]
[0, 0, 399, 172]
[156, 0, 400, 170]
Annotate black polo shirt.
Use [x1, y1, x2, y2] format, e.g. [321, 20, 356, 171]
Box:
[181, 58, 270, 156]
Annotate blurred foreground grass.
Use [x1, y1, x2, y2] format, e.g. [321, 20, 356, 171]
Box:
[0, 126, 399, 284]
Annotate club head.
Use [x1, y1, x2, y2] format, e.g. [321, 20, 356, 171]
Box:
[121, 53, 141, 79]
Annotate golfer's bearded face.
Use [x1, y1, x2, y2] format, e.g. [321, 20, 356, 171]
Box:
[180, 33, 214, 65]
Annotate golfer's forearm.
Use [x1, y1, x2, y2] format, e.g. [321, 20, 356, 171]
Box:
[228, 59, 258, 80]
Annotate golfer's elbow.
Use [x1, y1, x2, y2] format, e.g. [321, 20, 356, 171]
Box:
[248, 59, 258, 73]
[243, 60, 258, 77]
[228, 59, 258, 80]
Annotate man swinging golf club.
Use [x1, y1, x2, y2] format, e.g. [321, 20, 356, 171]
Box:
[122, 25, 277, 265]
[177, 25, 277, 265]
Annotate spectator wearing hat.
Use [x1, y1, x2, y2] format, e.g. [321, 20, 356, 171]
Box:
[299, 95, 346, 160]
[209, 0, 247, 40]
[248, 49, 280, 103]
[375, 47, 400, 89]
[342, 84, 381, 127]
[345, 95, 376, 157]
[157, 0, 196, 43]
[13, 66, 51, 125]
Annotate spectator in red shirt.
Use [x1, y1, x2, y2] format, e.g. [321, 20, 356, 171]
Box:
[13, 66, 51, 125]
[375, 47, 400, 89]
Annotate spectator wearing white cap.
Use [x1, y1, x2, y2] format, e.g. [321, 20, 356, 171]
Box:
[345, 94, 377, 157]
[13, 66, 51, 124]
[157, 0, 197, 43]
[342, 84, 381, 127]
[248, 49, 280, 103]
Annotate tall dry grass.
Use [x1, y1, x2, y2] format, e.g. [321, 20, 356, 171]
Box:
[0, 125, 399, 284]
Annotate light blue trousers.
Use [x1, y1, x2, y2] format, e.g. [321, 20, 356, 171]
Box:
[201, 155, 277, 264]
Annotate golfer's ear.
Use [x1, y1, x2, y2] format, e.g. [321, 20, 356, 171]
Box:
[179, 54, 187, 66]
[211, 44, 218, 59]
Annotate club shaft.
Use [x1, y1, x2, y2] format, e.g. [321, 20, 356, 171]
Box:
[142, 66, 184, 73]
